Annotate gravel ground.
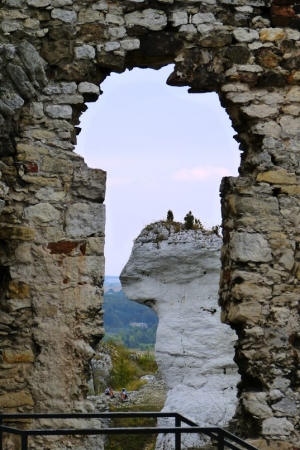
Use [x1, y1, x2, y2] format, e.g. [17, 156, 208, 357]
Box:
[88, 379, 167, 412]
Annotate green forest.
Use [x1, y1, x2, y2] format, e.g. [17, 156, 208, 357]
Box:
[103, 289, 158, 350]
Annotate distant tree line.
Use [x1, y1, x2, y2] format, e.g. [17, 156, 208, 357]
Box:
[103, 290, 158, 349]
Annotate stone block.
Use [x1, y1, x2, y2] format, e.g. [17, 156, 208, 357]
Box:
[230, 232, 272, 263]
[241, 104, 278, 118]
[42, 156, 73, 174]
[226, 301, 263, 324]
[192, 13, 216, 24]
[280, 116, 300, 137]
[78, 10, 104, 23]
[41, 40, 75, 65]
[256, 169, 297, 184]
[272, 397, 299, 416]
[234, 195, 279, 217]
[47, 241, 85, 255]
[17, 41, 48, 86]
[120, 38, 140, 50]
[65, 203, 105, 238]
[278, 249, 295, 271]
[62, 255, 104, 286]
[8, 280, 30, 298]
[0, 391, 34, 407]
[75, 45, 96, 60]
[172, 11, 188, 26]
[78, 82, 100, 95]
[243, 392, 273, 419]
[282, 105, 300, 116]
[262, 417, 294, 436]
[31, 129, 56, 141]
[125, 9, 167, 31]
[35, 187, 66, 202]
[108, 26, 126, 39]
[24, 203, 61, 226]
[92, 1, 108, 10]
[6, 298, 31, 311]
[231, 282, 272, 301]
[6, 63, 36, 99]
[104, 41, 120, 52]
[0, 90, 24, 111]
[3, 349, 34, 363]
[30, 102, 44, 119]
[27, 0, 50, 6]
[20, 175, 60, 186]
[51, 8, 77, 24]
[72, 166, 106, 201]
[54, 94, 84, 104]
[0, 226, 35, 240]
[106, 13, 124, 25]
[233, 28, 259, 42]
[86, 237, 104, 255]
[179, 24, 197, 34]
[0, 10, 28, 19]
[1, 20, 20, 33]
[77, 23, 107, 42]
[260, 27, 285, 41]
[45, 104, 72, 119]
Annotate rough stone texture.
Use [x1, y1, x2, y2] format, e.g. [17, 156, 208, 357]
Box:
[121, 222, 240, 449]
[1, 0, 300, 449]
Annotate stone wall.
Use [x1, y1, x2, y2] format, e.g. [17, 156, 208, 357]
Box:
[1, 0, 300, 448]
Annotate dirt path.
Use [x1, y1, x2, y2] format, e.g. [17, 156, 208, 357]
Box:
[89, 379, 167, 412]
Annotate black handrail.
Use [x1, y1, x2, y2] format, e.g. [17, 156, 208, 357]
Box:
[0, 412, 258, 450]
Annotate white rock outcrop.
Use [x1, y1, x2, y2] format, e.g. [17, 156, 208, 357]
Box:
[120, 222, 240, 448]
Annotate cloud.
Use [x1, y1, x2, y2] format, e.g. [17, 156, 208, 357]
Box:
[172, 165, 231, 182]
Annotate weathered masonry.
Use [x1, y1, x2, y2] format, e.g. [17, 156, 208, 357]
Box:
[1, 0, 300, 448]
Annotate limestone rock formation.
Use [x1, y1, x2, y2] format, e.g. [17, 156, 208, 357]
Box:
[121, 222, 240, 448]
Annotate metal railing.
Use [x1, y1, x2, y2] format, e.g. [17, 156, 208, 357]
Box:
[0, 412, 258, 450]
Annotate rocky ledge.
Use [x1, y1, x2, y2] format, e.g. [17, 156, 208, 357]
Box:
[120, 222, 240, 449]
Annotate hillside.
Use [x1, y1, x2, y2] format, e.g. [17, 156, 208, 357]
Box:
[103, 286, 158, 349]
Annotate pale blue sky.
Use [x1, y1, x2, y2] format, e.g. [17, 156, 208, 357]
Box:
[75, 65, 240, 276]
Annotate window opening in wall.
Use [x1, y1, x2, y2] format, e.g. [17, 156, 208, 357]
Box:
[76, 64, 240, 350]
[76, 65, 240, 277]
[76, 67, 241, 434]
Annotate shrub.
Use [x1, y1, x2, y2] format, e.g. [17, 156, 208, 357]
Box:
[174, 223, 182, 233]
[167, 210, 174, 222]
[107, 344, 136, 390]
[138, 351, 157, 373]
[103, 341, 158, 391]
[106, 404, 160, 450]
[212, 225, 221, 236]
[194, 218, 205, 231]
[184, 211, 195, 229]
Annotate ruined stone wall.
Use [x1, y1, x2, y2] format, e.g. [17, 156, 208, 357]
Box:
[1, 0, 300, 448]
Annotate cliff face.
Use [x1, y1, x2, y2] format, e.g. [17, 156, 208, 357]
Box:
[120, 222, 240, 446]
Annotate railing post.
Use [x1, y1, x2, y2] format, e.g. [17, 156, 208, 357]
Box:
[0, 413, 2, 450]
[21, 433, 28, 450]
[175, 415, 181, 450]
[218, 428, 225, 450]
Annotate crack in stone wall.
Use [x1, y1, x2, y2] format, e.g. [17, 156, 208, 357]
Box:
[1, 0, 300, 448]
